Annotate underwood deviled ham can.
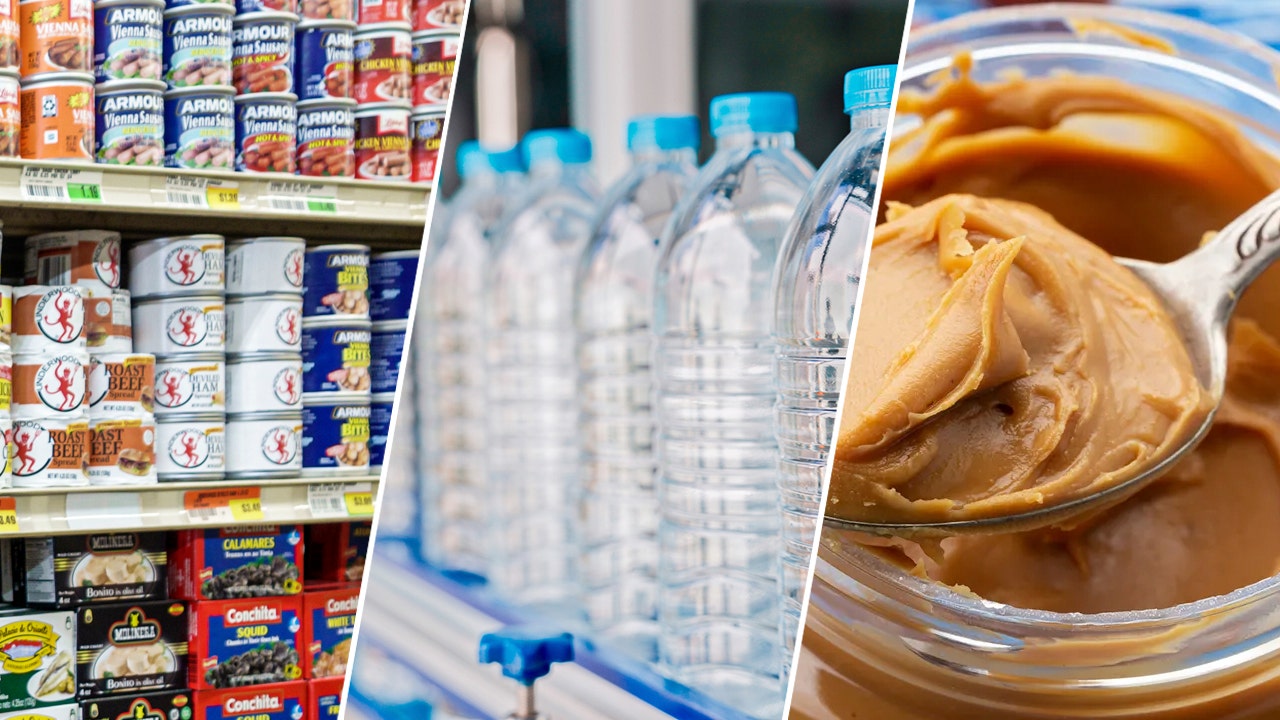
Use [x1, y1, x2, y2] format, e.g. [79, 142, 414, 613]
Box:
[226, 293, 303, 355]
[153, 355, 225, 414]
[133, 296, 226, 356]
[225, 236, 305, 296]
[227, 354, 302, 414]
[128, 234, 226, 298]
[226, 411, 302, 478]
[156, 413, 225, 480]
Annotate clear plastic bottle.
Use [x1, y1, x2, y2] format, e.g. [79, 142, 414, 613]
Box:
[653, 93, 814, 715]
[772, 65, 895, 673]
[576, 115, 701, 662]
[418, 141, 525, 579]
[487, 129, 598, 610]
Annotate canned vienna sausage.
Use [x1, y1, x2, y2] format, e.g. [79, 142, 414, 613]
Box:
[294, 20, 351, 100]
[13, 352, 88, 417]
[226, 237, 305, 296]
[19, 0, 92, 75]
[301, 396, 368, 475]
[234, 91, 296, 172]
[89, 416, 158, 485]
[303, 244, 368, 319]
[355, 0, 405, 26]
[227, 354, 302, 413]
[299, 0, 349, 21]
[0, 351, 11, 412]
[163, 4, 233, 88]
[156, 413, 224, 480]
[0, 1, 17, 68]
[369, 391, 391, 466]
[227, 412, 301, 477]
[0, 285, 11, 349]
[133, 296, 226, 356]
[25, 230, 122, 289]
[409, 109, 440, 183]
[94, 0, 164, 83]
[0, 71, 18, 157]
[369, 319, 404, 395]
[81, 284, 133, 352]
[20, 73, 94, 160]
[13, 285, 85, 353]
[164, 86, 235, 169]
[232, 11, 296, 95]
[95, 81, 165, 166]
[296, 98, 353, 177]
[129, 234, 226, 298]
[11, 416, 89, 487]
[237, 0, 296, 16]
[353, 104, 409, 180]
[301, 319, 369, 395]
[153, 354, 224, 413]
[409, 30, 452, 109]
[352, 25, 408, 105]
[226, 293, 303, 355]
[411, 0, 459, 31]
[88, 352, 155, 416]
[369, 250, 418, 321]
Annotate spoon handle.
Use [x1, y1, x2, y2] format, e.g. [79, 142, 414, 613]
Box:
[1193, 187, 1280, 299]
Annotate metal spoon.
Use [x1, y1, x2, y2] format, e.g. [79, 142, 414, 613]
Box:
[826, 187, 1280, 538]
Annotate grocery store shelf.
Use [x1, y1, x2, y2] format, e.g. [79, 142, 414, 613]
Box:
[0, 474, 378, 536]
[0, 160, 429, 244]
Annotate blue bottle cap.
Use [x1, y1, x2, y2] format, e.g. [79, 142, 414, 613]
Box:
[844, 64, 897, 114]
[457, 142, 525, 178]
[521, 128, 593, 168]
[709, 92, 797, 137]
[626, 114, 700, 152]
[478, 627, 575, 686]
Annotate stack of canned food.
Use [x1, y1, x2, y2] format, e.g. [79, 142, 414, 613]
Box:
[407, 0, 454, 184]
[367, 249, 416, 467]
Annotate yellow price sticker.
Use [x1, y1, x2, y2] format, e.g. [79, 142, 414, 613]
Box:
[345, 491, 374, 516]
[0, 498, 17, 534]
[230, 497, 263, 521]
[207, 186, 240, 210]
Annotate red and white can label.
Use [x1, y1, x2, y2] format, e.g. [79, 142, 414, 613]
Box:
[13, 285, 86, 353]
[154, 357, 225, 413]
[11, 417, 89, 487]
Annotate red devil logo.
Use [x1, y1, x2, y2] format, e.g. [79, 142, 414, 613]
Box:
[175, 310, 198, 346]
[177, 433, 201, 467]
[43, 360, 80, 411]
[159, 371, 185, 407]
[12, 428, 37, 475]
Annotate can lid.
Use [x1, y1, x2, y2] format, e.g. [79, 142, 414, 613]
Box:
[354, 101, 413, 114]
[303, 393, 371, 406]
[14, 284, 86, 296]
[95, 0, 166, 7]
[27, 229, 121, 244]
[233, 10, 300, 23]
[21, 72, 95, 87]
[354, 22, 412, 34]
[135, 233, 226, 246]
[163, 85, 236, 99]
[305, 244, 369, 254]
[227, 411, 304, 421]
[297, 18, 357, 30]
[133, 294, 225, 306]
[410, 108, 447, 120]
[163, 2, 235, 16]
[410, 29, 460, 42]
[0, 68, 18, 80]
[226, 352, 301, 362]
[156, 353, 224, 363]
[228, 237, 307, 247]
[371, 392, 396, 403]
[96, 79, 167, 94]
[89, 416, 154, 428]
[235, 92, 299, 105]
[371, 320, 409, 332]
[372, 250, 420, 261]
[156, 413, 225, 422]
[88, 352, 155, 362]
[228, 292, 304, 303]
[301, 316, 372, 329]
[296, 97, 358, 111]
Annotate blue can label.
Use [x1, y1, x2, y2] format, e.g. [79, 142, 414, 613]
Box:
[369, 397, 391, 466]
[301, 402, 371, 470]
[232, 18, 295, 94]
[369, 253, 417, 321]
[301, 324, 371, 393]
[369, 327, 403, 394]
[95, 3, 164, 83]
[165, 90, 234, 168]
[294, 24, 352, 101]
[303, 248, 369, 318]
[97, 88, 165, 165]
[235, 97, 297, 172]
[163, 10, 233, 87]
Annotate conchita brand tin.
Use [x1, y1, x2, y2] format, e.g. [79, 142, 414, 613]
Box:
[89, 416, 158, 485]
[0, 71, 18, 157]
[226, 354, 302, 414]
[189, 596, 302, 689]
[129, 235, 226, 298]
[88, 353, 156, 416]
[352, 25, 409, 106]
[409, 109, 441, 183]
[226, 237, 304, 296]
[295, 98, 353, 177]
[19, 72, 95, 161]
[226, 412, 302, 478]
[94, 0, 164, 83]
[309, 675, 343, 720]
[226, 294, 303, 355]
[95, 81, 165, 166]
[193, 682, 306, 720]
[163, 86, 235, 169]
[155, 414, 224, 480]
[153, 355, 224, 414]
[409, 30, 453, 109]
[133, 297, 226, 357]
[11, 416, 89, 487]
[170, 525, 303, 600]
[368, 249, 417, 321]
[25, 230, 123, 289]
[234, 91, 297, 173]
[302, 244, 368, 320]
[369, 320, 404, 395]
[162, 4, 233, 88]
[300, 585, 356, 678]
[231, 11, 297, 95]
[369, 391, 391, 467]
[353, 104, 409, 180]
[13, 285, 86, 353]
[301, 396, 369, 475]
[294, 19, 352, 101]
[20, 0, 93, 76]
[80, 284, 133, 352]
[300, 319, 369, 395]
[13, 352, 88, 417]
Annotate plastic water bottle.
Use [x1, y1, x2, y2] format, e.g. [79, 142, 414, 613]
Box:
[575, 115, 700, 661]
[773, 65, 895, 673]
[487, 129, 598, 610]
[654, 93, 814, 715]
[418, 141, 525, 578]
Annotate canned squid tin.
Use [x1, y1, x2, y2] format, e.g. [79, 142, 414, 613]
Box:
[226, 236, 304, 296]
[156, 413, 224, 480]
[25, 229, 122, 289]
[368, 390, 391, 466]
[13, 285, 85, 353]
[369, 249, 417, 321]
[0, 71, 18, 157]
[409, 109, 440, 183]
[11, 416, 89, 487]
[232, 11, 296, 94]
[302, 244, 368, 319]
[129, 234, 226, 298]
[80, 283, 133, 352]
[89, 416, 158, 484]
[352, 25, 409, 105]
[19, 72, 95, 160]
[353, 104, 409, 180]
[301, 319, 370, 395]
[411, 0, 460, 32]
[88, 352, 155, 416]
[154, 354, 224, 413]
[355, 0, 405, 26]
[226, 293, 303, 355]
[369, 319, 404, 395]
[234, 91, 297, 172]
[164, 85, 235, 169]
[409, 30, 452, 109]
[295, 97, 353, 177]
[19, 0, 92, 75]
[227, 353, 301, 413]
[294, 19, 351, 100]
[12, 352, 88, 417]
[301, 396, 368, 475]
[226, 411, 301, 477]
[163, 4, 233, 88]
[95, 80, 165, 166]
[133, 296, 226, 356]
[94, 0, 164, 83]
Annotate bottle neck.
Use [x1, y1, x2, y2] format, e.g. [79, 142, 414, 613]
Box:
[630, 147, 698, 166]
[850, 106, 890, 132]
[528, 161, 590, 182]
[713, 130, 796, 152]
[462, 170, 500, 191]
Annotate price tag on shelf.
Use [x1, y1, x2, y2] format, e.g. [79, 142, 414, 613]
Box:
[0, 498, 18, 534]
[164, 175, 240, 210]
[346, 488, 375, 516]
[264, 180, 338, 214]
[22, 166, 105, 203]
[184, 487, 264, 524]
[308, 482, 373, 518]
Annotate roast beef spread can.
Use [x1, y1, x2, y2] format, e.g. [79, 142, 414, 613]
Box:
[87, 353, 155, 416]
[89, 417, 158, 485]
[11, 416, 89, 487]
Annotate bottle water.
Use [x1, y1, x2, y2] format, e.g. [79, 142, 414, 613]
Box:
[772, 65, 895, 673]
[654, 93, 814, 715]
[487, 129, 598, 610]
[576, 115, 700, 661]
[418, 141, 524, 578]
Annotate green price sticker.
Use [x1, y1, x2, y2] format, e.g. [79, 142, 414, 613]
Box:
[68, 183, 103, 202]
[307, 198, 337, 214]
